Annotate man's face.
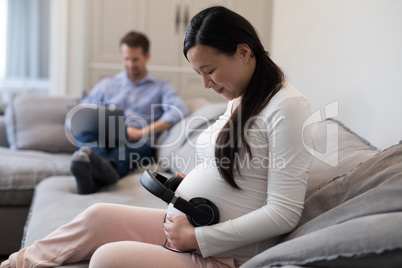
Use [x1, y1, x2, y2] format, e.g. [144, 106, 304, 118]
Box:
[121, 44, 150, 82]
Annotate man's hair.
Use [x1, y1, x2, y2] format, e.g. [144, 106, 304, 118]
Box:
[120, 31, 150, 55]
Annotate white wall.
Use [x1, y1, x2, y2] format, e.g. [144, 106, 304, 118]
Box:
[49, 0, 86, 97]
[270, 0, 402, 150]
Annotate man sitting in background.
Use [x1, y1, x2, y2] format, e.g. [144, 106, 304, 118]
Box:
[71, 31, 189, 194]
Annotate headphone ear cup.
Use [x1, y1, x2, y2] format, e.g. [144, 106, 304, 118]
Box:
[187, 197, 220, 227]
[164, 176, 183, 192]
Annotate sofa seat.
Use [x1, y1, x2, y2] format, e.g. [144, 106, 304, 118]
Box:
[22, 170, 168, 248]
[22, 169, 168, 268]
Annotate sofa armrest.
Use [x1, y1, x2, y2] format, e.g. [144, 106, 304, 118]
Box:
[0, 115, 9, 147]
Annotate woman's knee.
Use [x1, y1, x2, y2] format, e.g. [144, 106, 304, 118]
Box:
[79, 203, 115, 227]
[89, 242, 131, 268]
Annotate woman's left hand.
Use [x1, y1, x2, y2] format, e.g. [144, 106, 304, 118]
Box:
[163, 214, 199, 251]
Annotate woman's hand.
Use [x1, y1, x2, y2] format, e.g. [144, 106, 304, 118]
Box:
[175, 172, 186, 179]
[163, 214, 199, 251]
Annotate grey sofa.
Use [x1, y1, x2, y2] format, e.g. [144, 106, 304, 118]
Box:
[0, 93, 211, 256]
[1, 94, 402, 267]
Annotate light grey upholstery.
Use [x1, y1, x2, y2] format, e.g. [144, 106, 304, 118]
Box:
[4, 94, 77, 153]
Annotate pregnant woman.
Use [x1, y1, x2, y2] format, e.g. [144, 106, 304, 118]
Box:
[1, 6, 315, 268]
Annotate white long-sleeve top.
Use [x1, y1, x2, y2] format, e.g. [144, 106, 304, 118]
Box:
[167, 83, 316, 265]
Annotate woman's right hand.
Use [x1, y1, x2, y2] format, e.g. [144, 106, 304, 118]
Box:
[164, 214, 198, 251]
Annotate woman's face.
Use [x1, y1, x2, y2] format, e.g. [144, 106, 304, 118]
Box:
[186, 44, 255, 101]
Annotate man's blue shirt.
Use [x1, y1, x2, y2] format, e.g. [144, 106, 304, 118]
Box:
[81, 70, 189, 145]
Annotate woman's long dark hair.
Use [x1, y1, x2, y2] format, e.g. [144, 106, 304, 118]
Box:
[184, 6, 284, 189]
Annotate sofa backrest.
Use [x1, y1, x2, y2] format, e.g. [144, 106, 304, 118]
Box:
[157, 110, 381, 200]
[3, 94, 216, 155]
[306, 118, 380, 199]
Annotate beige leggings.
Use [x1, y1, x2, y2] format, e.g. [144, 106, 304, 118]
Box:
[1, 203, 236, 268]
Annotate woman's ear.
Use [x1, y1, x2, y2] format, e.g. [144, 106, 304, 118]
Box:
[237, 44, 252, 62]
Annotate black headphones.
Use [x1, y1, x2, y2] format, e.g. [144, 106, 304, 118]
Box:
[140, 170, 219, 227]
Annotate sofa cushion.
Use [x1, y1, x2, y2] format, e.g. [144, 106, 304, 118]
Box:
[243, 144, 402, 268]
[5, 94, 78, 153]
[0, 147, 71, 205]
[306, 118, 380, 199]
[244, 213, 402, 268]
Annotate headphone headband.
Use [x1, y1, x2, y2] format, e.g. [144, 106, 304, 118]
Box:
[140, 170, 175, 204]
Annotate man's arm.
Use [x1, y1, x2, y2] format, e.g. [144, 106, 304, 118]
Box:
[126, 119, 172, 141]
